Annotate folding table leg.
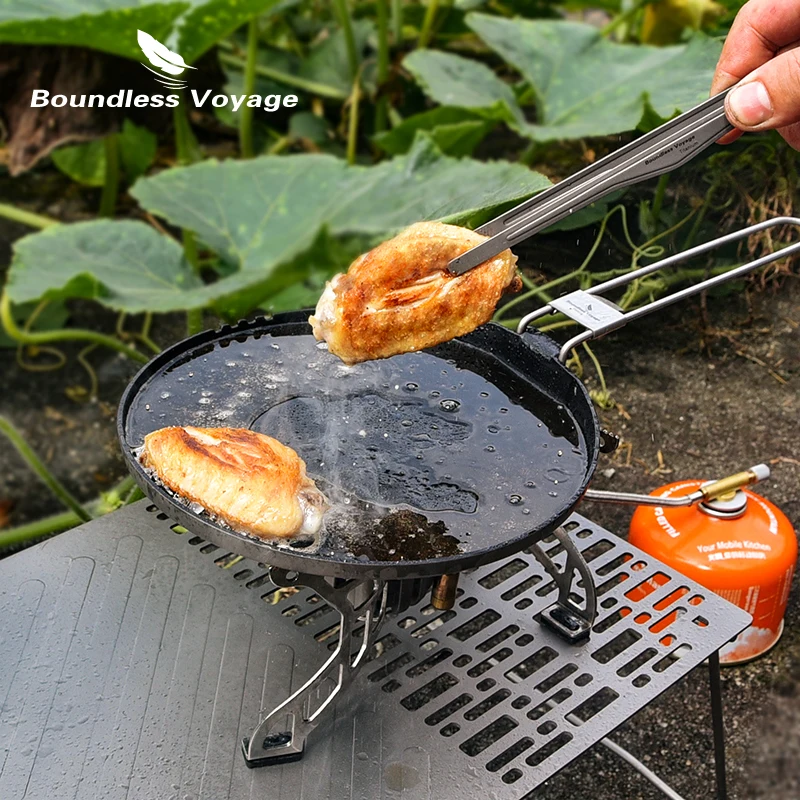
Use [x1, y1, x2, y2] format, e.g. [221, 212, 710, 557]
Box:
[708, 650, 728, 800]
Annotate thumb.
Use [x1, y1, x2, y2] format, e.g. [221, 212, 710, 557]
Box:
[725, 46, 800, 131]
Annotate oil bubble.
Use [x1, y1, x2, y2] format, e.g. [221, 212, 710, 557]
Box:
[508, 495, 523, 505]
[439, 399, 460, 413]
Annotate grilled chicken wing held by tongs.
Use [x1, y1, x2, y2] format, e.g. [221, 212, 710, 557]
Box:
[310, 221, 520, 364]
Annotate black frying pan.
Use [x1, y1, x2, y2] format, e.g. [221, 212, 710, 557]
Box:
[118, 311, 599, 580]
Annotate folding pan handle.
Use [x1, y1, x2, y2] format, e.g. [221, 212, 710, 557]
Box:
[517, 217, 800, 363]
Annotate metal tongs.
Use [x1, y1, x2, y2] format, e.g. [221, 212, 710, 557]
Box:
[448, 88, 735, 274]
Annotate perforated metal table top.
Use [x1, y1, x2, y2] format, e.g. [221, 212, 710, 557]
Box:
[0, 501, 749, 800]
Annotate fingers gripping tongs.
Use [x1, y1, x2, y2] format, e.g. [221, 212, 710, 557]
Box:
[448, 88, 735, 274]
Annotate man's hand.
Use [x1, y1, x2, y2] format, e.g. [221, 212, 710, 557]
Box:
[712, 0, 800, 149]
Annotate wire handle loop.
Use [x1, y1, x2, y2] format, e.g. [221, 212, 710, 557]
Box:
[516, 217, 800, 363]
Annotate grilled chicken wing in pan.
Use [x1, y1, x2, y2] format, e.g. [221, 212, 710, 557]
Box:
[140, 427, 327, 539]
[310, 221, 520, 364]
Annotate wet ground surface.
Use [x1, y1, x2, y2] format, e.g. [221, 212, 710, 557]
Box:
[0, 211, 798, 796]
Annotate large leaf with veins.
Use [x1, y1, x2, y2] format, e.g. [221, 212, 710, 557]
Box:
[129, 135, 551, 316]
[0, 1, 187, 60]
[464, 14, 721, 141]
[0, 0, 282, 64]
[6, 138, 549, 318]
[6, 220, 210, 312]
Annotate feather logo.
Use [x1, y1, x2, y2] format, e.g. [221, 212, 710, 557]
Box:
[137, 29, 195, 90]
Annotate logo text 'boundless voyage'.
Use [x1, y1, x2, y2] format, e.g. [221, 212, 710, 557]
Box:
[30, 90, 298, 111]
[29, 29, 298, 111]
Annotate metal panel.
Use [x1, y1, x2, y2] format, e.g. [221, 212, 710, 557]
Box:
[0, 502, 750, 800]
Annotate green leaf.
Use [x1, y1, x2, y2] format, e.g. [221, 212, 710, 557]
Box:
[132, 153, 349, 286]
[6, 220, 210, 313]
[328, 134, 549, 233]
[404, 50, 524, 128]
[177, 0, 283, 65]
[0, 0, 281, 65]
[256, 229, 373, 314]
[241, 19, 374, 102]
[131, 135, 550, 317]
[50, 122, 157, 186]
[51, 139, 106, 187]
[299, 19, 374, 97]
[0, 1, 188, 60]
[0, 300, 69, 348]
[373, 107, 495, 156]
[467, 14, 722, 141]
[288, 112, 331, 145]
[119, 119, 157, 183]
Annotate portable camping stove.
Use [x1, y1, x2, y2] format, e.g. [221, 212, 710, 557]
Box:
[109, 218, 797, 776]
[0, 500, 749, 800]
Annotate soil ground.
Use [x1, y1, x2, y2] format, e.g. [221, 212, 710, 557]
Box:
[1, 199, 799, 798]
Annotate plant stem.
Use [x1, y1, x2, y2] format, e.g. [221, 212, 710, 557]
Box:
[583, 342, 608, 394]
[418, 0, 440, 48]
[0, 203, 60, 230]
[182, 231, 199, 271]
[495, 204, 623, 322]
[519, 141, 544, 167]
[99, 133, 119, 217]
[683, 181, 718, 251]
[375, 0, 390, 135]
[239, 18, 259, 158]
[0, 289, 148, 363]
[173, 97, 205, 337]
[173, 97, 201, 165]
[182, 231, 203, 336]
[600, 0, 651, 38]
[0, 475, 138, 550]
[0, 415, 92, 523]
[0, 510, 81, 549]
[332, 0, 359, 81]
[651, 172, 669, 226]
[218, 52, 347, 100]
[391, 0, 402, 44]
[347, 76, 361, 165]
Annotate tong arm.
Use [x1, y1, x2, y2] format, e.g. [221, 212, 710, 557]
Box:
[448, 89, 734, 275]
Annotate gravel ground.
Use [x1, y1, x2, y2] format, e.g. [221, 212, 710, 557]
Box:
[0, 201, 798, 796]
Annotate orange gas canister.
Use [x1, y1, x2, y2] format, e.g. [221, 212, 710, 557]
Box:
[629, 479, 796, 665]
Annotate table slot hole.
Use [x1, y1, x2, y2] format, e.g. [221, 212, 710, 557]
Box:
[460, 715, 518, 757]
[425, 693, 472, 726]
[401, 672, 458, 710]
